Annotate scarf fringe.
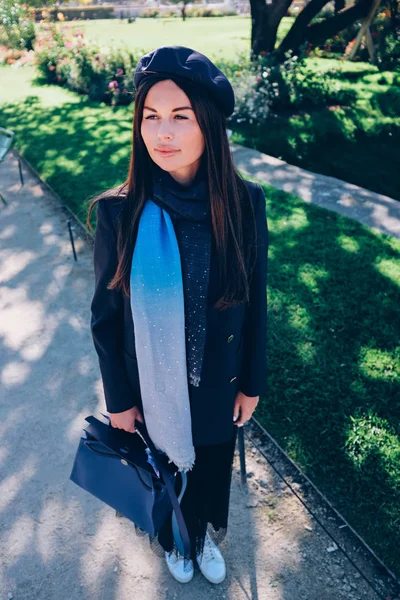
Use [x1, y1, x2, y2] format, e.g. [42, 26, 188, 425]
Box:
[167, 455, 196, 473]
[189, 372, 201, 387]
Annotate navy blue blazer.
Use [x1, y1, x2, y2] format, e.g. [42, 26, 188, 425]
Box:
[90, 179, 268, 446]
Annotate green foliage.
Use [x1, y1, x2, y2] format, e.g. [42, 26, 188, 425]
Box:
[308, 8, 396, 63]
[0, 0, 35, 50]
[377, 31, 400, 72]
[251, 51, 357, 113]
[218, 50, 360, 131]
[34, 23, 137, 105]
[185, 7, 237, 17]
[229, 69, 270, 127]
[138, 6, 237, 18]
[372, 86, 400, 117]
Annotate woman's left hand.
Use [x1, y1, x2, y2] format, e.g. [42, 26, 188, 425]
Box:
[233, 391, 259, 427]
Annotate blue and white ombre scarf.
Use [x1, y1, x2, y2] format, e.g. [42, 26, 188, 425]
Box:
[129, 160, 211, 473]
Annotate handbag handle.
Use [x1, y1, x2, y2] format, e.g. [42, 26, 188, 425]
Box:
[84, 440, 153, 491]
[104, 415, 192, 559]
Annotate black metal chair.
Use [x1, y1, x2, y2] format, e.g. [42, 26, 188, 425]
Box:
[0, 127, 24, 205]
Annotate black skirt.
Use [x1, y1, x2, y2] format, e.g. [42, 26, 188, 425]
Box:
[134, 425, 238, 566]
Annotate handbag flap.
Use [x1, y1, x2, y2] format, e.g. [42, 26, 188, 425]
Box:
[83, 415, 153, 474]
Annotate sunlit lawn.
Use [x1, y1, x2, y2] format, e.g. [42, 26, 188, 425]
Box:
[52, 15, 294, 60]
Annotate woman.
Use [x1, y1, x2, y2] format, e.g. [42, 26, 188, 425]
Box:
[87, 46, 269, 585]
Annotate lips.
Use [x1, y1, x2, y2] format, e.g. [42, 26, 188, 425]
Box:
[155, 149, 180, 157]
[155, 149, 180, 154]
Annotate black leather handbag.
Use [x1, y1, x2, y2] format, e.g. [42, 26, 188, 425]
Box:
[69, 413, 191, 557]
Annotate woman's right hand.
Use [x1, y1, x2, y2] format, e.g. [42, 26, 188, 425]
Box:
[109, 406, 144, 433]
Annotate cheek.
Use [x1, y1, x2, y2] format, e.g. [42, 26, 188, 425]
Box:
[141, 122, 149, 144]
[182, 124, 204, 150]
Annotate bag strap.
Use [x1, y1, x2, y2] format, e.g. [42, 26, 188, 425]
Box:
[103, 415, 192, 559]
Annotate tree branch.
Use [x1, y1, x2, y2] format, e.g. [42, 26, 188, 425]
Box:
[278, 0, 374, 52]
[306, 0, 374, 46]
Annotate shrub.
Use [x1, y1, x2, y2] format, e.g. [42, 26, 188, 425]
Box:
[377, 31, 400, 72]
[291, 68, 357, 108]
[255, 51, 357, 112]
[161, 9, 178, 18]
[140, 8, 159, 18]
[0, 0, 35, 50]
[34, 23, 137, 106]
[373, 87, 400, 117]
[28, 5, 114, 22]
[0, 45, 34, 65]
[185, 7, 236, 17]
[228, 69, 270, 127]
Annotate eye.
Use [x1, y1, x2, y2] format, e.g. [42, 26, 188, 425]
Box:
[144, 115, 188, 120]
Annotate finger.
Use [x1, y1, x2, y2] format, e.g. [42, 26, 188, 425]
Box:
[235, 413, 250, 426]
[233, 407, 240, 422]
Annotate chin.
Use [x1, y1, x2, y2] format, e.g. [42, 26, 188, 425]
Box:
[154, 159, 179, 171]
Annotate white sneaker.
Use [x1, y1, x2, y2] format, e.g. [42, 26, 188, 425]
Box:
[165, 550, 194, 583]
[196, 532, 226, 584]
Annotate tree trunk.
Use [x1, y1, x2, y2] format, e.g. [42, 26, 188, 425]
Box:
[279, 0, 375, 52]
[278, 0, 332, 52]
[250, 0, 293, 60]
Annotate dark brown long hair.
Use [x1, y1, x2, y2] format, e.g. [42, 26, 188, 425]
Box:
[86, 73, 257, 311]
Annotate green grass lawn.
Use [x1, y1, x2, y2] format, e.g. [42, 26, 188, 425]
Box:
[262, 192, 400, 577]
[55, 15, 294, 61]
[0, 80, 399, 575]
[232, 58, 400, 201]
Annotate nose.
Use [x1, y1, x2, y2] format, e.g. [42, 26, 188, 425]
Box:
[157, 120, 174, 140]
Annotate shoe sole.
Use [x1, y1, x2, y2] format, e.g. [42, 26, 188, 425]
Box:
[198, 567, 226, 584]
[167, 570, 194, 584]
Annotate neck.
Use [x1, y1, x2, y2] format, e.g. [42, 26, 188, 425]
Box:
[170, 161, 200, 186]
[151, 156, 206, 188]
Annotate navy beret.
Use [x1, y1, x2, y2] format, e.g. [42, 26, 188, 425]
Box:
[133, 45, 235, 118]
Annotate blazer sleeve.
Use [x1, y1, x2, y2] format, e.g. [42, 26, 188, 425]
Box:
[238, 184, 269, 398]
[90, 198, 137, 414]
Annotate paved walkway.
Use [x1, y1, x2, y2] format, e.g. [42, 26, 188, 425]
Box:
[0, 148, 398, 600]
[231, 143, 400, 239]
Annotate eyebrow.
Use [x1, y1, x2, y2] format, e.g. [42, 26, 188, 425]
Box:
[143, 106, 193, 112]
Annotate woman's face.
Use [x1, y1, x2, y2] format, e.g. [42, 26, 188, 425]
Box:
[141, 79, 205, 185]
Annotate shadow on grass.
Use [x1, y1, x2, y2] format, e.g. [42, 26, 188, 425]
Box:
[261, 186, 400, 576]
[239, 104, 400, 201]
[0, 95, 133, 221]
